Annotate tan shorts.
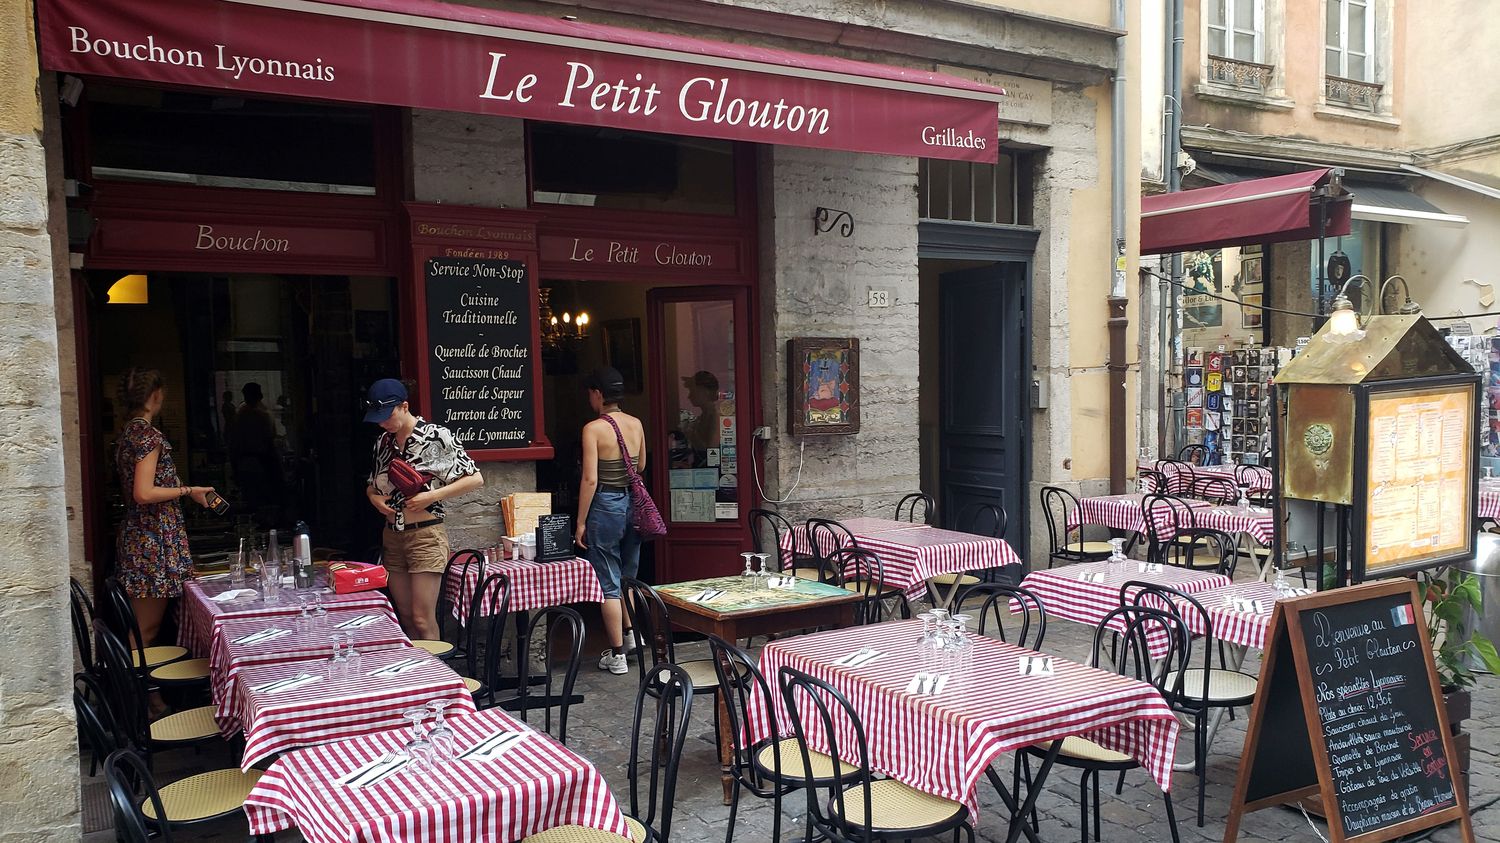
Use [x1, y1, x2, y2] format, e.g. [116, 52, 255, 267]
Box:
[381, 522, 451, 575]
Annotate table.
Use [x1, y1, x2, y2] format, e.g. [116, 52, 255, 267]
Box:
[1191, 505, 1274, 546]
[657, 574, 861, 804]
[209, 613, 409, 711]
[1169, 581, 1287, 653]
[243, 707, 630, 843]
[750, 621, 1180, 842]
[1019, 560, 1232, 657]
[1143, 461, 1272, 495]
[179, 576, 394, 658]
[225, 646, 477, 769]
[1068, 493, 1211, 539]
[783, 520, 1019, 598]
[447, 556, 604, 625]
[1479, 478, 1500, 520]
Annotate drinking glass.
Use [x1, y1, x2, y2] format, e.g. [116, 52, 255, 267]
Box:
[327, 630, 351, 677]
[950, 614, 975, 675]
[261, 559, 282, 605]
[399, 706, 432, 770]
[740, 552, 756, 577]
[426, 699, 457, 762]
[1107, 538, 1128, 576]
[1236, 487, 1251, 509]
[229, 538, 247, 588]
[345, 638, 364, 673]
[310, 591, 328, 627]
[293, 593, 312, 631]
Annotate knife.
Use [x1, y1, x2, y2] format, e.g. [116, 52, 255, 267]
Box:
[368, 657, 423, 677]
[461, 731, 523, 760]
[334, 614, 376, 630]
[234, 628, 283, 645]
[252, 675, 304, 694]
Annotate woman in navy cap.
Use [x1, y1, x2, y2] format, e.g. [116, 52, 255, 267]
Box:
[363, 378, 482, 641]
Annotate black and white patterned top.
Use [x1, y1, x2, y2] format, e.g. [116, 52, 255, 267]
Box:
[368, 417, 479, 531]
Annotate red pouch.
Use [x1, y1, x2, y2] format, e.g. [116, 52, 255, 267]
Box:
[330, 561, 389, 594]
[387, 458, 431, 498]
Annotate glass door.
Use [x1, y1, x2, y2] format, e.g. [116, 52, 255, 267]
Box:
[647, 287, 755, 582]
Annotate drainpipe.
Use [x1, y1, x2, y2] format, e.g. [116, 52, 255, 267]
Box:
[1106, 0, 1129, 494]
[1163, 0, 1186, 459]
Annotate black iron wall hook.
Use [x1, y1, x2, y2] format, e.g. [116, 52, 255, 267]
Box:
[813, 207, 854, 237]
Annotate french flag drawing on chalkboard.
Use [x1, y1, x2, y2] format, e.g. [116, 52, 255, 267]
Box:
[1391, 604, 1415, 626]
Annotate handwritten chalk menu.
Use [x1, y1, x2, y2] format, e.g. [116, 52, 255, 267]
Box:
[1361, 382, 1476, 579]
[536, 513, 574, 562]
[1224, 581, 1473, 843]
[424, 258, 535, 450]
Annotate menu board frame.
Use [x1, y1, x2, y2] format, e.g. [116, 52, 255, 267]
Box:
[405, 204, 553, 462]
[1352, 375, 1479, 581]
[1223, 580, 1474, 843]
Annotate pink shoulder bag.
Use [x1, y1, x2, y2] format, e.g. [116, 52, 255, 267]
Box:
[599, 415, 666, 539]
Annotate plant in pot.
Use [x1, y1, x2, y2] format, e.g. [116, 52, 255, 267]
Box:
[1417, 566, 1500, 804]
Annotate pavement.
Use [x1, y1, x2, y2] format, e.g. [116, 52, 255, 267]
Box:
[81, 570, 1498, 842]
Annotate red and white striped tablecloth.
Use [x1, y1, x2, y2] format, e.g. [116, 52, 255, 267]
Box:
[227, 646, 476, 770]
[782, 522, 1017, 597]
[1142, 462, 1272, 496]
[749, 621, 1180, 814]
[1479, 480, 1500, 520]
[1169, 581, 1311, 652]
[244, 707, 630, 843]
[1193, 505, 1275, 545]
[210, 614, 409, 712]
[1019, 561, 1231, 657]
[179, 578, 394, 659]
[446, 557, 604, 625]
[1069, 493, 1211, 539]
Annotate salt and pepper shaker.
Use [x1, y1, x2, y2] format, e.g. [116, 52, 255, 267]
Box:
[293, 521, 314, 589]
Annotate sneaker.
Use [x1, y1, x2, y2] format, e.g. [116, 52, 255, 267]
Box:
[598, 650, 629, 675]
[623, 635, 639, 655]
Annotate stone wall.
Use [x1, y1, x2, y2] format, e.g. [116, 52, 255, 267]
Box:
[756, 145, 923, 523]
[408, 109, 534, 551]
[0, 0, 82, 837]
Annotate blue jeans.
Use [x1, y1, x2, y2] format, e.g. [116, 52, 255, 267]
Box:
[585, 489, 641, 599]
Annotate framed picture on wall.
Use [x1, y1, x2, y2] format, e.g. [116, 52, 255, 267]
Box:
[1241, 293, 1264, 329]
[788, 337, 860, 436]
[603, 318, 643, 393]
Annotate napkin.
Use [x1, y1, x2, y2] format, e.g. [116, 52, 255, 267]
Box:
[1079, 571, 1107, 584]
[333, 614, 380, 630]
[1230, 597, 1271, 615]
[252, 673, 322, 694]
[460, 731, 527, 762]
[337, 754, 411, 788]
[232, 627, 291, 646]
[367, 657, 425, 677]
[832, 648, 882, 668]
[689, 588, 724, 603]
[1137, 562, 1164, 574]
[765, 576, 799, 590]
[1018, 655, 1055, 677]
[210, 589, 257, 603]
[904, 672, 949, 697]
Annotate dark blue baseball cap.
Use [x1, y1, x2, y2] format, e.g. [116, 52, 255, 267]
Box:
[363, 378, 407, 423]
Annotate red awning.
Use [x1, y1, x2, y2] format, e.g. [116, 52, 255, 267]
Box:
[1140, 168, 1352, 254]
[37, 0, 1005, 162]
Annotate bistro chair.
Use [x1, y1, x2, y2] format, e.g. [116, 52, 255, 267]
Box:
[94, 623, 220, 762]
[468, 571, 513, 708]
[1157, 459, 1197, 496]
[1140, 493, 1209, 566]
[894, 492, 936, 524]
[622, 577, 722, 695]
[1127, 583, 1259, 826]
[412, 548, 484, 661]
[749, 508, 816, 577]
[70, 577, 98, 675]
[1138, 467, 1168, 495]
[499, 606, 584, 744]
[1018, 606, 1185, 843]
[1173, 528, 1240, 577]
[1194, 475, 1238, 505]
[826, 546, 909, 624]
[99, 577, 205, 685]
[522, 663, 695, 843]
[104, 747, 269, 843]
[778, 666, 973, 842]
[1235, 464, 1275, 509]
[707, 635, 859, 843]
[1040, 486, 1115, 568]
[805, 518, 860, 581]
[1176, 444, 1208, 466]
[963, 583, 1048, 651]
[926, 501, 1013, 610]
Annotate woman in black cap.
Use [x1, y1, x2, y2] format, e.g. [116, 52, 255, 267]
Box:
[577, 367, 645, 675]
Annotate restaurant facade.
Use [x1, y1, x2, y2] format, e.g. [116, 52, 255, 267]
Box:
[3, 0, 1138, 833]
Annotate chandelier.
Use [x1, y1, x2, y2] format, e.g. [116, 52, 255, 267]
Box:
[539, 287, 589, 350]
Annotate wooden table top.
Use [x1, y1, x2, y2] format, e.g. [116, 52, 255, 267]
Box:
[656, 575, 860, 622]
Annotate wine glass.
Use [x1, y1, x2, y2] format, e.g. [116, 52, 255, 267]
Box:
[426, 700, 457, 762]
[739, 552, 756, 577]
[293, 592, 312, 631]
[754, 553, 772, 578]
[327, 630, 350, 677]
[310, 591, 328, 627]
[399, 706, 432, 770]
[1107, 538, 1128, 576]
[950, 614, 975, 675]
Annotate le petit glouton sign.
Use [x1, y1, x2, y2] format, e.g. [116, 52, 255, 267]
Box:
[37, 0, 1001, 162]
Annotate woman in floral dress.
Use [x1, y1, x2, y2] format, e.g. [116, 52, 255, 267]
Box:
[114, 368, 215, 646]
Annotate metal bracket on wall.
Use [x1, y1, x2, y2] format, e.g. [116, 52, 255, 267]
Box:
[814, 207, 854, 237]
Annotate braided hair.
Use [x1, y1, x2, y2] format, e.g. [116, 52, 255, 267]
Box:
[118, 367, 164, 414]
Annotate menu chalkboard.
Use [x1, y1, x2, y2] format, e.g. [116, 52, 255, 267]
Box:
[536, 513, 575, 562]
[424, 258, 535, 450]
[1225, 581, 1473, 843]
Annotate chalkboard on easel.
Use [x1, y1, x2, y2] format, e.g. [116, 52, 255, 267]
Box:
[1223, 580, 1474, 843]
[535, 513, 575, 562]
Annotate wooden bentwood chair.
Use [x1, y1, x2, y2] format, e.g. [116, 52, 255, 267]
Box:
[1040, 486, 1114, 568]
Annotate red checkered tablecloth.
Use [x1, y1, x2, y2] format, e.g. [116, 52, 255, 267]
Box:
[446, 557, 604, 625]
[1069, 493, 1211, 539]
[1479, 480, 1500, 520]
[179, 577, 394, 658]
[1193, 505, 1275, 545]
[244, 707, 630, 843]
[210, 614, 409, 715]
[749, 621, 1180, 814]
[782, 522, 1017, 597]
[227, 646, 477, 770]
[1168, 581, 1311, 652]
[1019, 561, 1231, 657]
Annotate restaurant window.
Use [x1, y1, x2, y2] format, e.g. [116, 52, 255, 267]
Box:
[919, 153, 1030, 225]
[528, 123, 737, 216]
[83, 83, 379, 194]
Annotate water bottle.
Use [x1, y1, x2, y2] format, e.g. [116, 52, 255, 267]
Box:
[267, 529, 280, 565]
[293, 521, 314, 590]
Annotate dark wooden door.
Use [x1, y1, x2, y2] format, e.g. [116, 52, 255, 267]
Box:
[939, 263, 1027, 556]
